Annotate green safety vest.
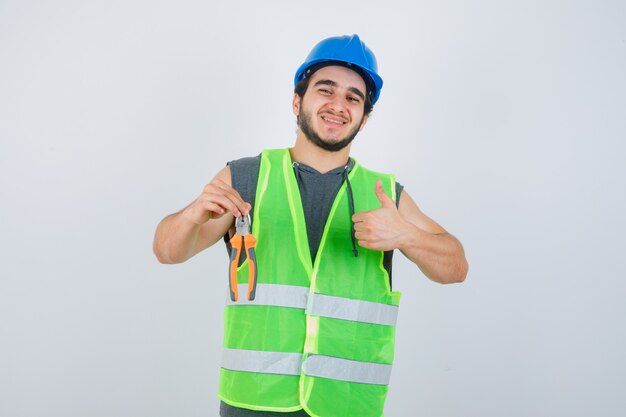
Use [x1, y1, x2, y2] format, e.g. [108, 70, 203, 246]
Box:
[219, 148, 402, 417]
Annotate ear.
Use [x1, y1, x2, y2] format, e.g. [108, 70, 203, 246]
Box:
[359, 114, 369, 131]
[292, 93, 301, 117]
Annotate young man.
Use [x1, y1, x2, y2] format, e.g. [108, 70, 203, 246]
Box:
[153, 34, 468, 417]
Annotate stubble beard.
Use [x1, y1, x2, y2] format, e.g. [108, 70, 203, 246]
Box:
[298, 107, 363, 153]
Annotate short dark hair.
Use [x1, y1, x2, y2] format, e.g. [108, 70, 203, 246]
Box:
[294, 62, 374, 115]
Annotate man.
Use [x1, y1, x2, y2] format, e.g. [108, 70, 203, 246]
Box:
[153, 34, 468, 417]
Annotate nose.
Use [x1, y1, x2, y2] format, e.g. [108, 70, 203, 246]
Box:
[326, 95, 347, 114]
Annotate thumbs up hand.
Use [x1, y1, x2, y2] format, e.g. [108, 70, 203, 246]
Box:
[352, 180, 410, 251]
[374, 178, 396, 209]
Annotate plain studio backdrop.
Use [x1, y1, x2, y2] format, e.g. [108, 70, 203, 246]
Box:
[1, 1, 625, 416]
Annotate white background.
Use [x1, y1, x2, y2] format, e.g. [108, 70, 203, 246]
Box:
[1, 1, 625, 416]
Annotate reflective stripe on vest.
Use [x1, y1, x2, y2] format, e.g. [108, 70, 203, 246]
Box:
[225, 283, 309, 309]
[222, 348, 302, 376]
[307, 293, 399, 326]
[303, 354, 393, 386]
[226, 283, 398, 326]
[221, 348, 391, 385]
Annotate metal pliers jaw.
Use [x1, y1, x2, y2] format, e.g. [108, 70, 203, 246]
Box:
[228, 214, 258, 302]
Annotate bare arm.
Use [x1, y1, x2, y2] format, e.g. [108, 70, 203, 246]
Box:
[352, 180, 468, 284]
[153, 165, 251, 264]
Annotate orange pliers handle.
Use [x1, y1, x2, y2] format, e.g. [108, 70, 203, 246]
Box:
[243, 234, 257, 300]
[229, 234, 242, 301]
[228, 215, 258, 302]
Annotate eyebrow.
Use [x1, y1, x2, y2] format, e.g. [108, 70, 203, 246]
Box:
[313, 79, 366, 101]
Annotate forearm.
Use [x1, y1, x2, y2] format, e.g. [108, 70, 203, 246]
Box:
[398, 224, 468, 284]
[153, 210, 203, 264]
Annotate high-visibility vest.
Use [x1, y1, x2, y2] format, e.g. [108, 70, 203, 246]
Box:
[219, 148, 402, 417]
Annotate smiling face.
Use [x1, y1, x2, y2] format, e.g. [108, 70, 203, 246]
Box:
[293, 65, 369, 152]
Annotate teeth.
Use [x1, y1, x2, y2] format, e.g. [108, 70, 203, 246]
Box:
[322, 116, 345, 125]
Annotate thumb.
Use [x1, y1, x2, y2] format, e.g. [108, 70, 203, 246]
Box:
[375, 179, 395, 208]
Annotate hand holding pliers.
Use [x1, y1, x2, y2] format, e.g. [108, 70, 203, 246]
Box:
[228, 214, 257, 301]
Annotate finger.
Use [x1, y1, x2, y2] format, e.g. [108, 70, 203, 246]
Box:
[204, 183, 250, 216]
[185, 200, 226, 224]
[201, 193, 244, 217]
[219, 192, 249, 217]
[353, 222, 369, 232]
[355, 231, 378, 243]
[202, 202, 225, 217]
[206, 181, 249, 213]
[375, 179, 395, 208]
[352, 212, 367, 223]
[354, 230, 369, 240]
[356, 239, 374, 250]
[209, 179, 244, 201]
[205, 180, 249, 209]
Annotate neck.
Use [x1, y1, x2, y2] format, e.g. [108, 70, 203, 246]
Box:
[290, 133, 352, 174]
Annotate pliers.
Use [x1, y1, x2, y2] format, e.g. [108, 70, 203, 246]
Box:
[228, 214, 257, 302]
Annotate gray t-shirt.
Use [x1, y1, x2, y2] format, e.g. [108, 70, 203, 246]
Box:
[220, 154, 404, 417]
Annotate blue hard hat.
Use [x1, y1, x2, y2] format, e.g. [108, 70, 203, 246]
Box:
[294, 34, 383, 104]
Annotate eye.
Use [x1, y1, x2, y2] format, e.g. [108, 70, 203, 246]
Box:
[319, 88, 331, 95]
[347, 96, 361, 103]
